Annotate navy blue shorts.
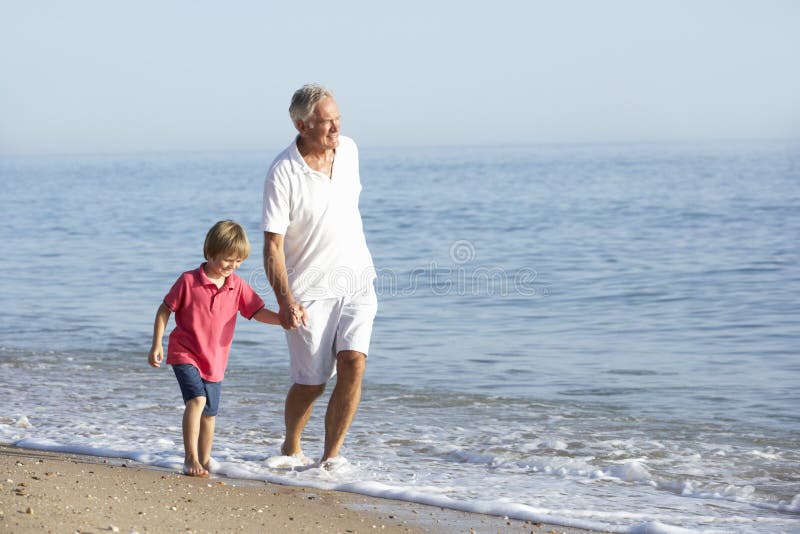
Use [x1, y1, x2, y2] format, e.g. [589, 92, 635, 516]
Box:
[172, 364, 221, 417]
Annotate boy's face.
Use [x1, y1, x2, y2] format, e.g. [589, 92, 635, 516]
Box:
[206, 254, 243, 280]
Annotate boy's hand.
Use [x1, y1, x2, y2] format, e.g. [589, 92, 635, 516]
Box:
[148, 346, 164, 368]
[280, 303, 307, 329]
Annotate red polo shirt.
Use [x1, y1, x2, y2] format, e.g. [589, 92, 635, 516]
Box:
[164, 264, 264, 381]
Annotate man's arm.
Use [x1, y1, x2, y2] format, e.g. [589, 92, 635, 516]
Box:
[263, 231, 307, 329]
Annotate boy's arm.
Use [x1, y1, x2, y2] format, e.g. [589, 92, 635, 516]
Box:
[252, 307, 281, 325]
[148, 302, 172, 368]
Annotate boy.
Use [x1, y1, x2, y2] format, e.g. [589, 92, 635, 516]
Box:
[148, 220, 280, 477]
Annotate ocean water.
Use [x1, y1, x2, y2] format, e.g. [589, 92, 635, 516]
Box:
[1, 140, 799, 533]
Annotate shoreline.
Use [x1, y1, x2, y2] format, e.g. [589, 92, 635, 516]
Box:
[0, 445, 603, 533]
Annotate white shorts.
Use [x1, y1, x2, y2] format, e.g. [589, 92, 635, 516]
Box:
[285, 286, 378, 385]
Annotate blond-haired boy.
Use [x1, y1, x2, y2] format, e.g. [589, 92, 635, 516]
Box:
[148, 220, 279, 476]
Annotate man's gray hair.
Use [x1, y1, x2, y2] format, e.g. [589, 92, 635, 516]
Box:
[289, 84, 334, 123]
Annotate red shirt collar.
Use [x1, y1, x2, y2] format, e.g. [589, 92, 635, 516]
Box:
[197, 263, 232, 290]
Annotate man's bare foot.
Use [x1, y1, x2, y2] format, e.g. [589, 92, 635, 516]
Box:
[183, 462, 209, 477]
[320, 456, 348, 471]
[281, 442, 301, 457]
[275, 444, 313, 467]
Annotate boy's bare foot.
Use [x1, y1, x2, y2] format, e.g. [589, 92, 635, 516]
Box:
[201, 458, 217, 474]
[183, 462, 209, 477]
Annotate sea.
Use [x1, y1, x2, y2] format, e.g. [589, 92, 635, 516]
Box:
[1, 139, 798, 533]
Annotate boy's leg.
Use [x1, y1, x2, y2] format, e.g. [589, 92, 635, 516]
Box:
[172, 365, 217, 477]
[199, 415, 215, 471]
[182, 396, 209, 477]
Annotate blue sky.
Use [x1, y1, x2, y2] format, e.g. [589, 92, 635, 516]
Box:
[1, 0, 798, 154]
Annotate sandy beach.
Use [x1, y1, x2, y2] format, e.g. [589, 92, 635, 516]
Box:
[1, 446, 601, 533]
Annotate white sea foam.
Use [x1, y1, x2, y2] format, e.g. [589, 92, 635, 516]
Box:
[628, 521, 697, 534]
[605, 461, 654, 484]
[14, 416, 33, 428]
[748, 449, 780, 460]
[5, 407, 798, 534]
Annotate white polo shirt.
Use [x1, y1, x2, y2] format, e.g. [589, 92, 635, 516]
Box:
[262, 135, 375, 300]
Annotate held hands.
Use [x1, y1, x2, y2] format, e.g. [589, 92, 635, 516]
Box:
[280, 302, 308, 330]
[148, 345, 164, 368]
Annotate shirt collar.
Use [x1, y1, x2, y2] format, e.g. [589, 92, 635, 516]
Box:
[289, 135, 336, 179]
[197, 263, 232, 289]
[288, 136, 311, 175]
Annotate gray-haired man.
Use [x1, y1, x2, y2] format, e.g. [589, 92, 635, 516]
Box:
[262, 84, 377, 467]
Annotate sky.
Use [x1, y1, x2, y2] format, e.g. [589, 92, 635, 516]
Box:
[1, 0, 799, 154]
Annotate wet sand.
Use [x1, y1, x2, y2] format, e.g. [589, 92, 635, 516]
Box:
[0, 445, 602, 533]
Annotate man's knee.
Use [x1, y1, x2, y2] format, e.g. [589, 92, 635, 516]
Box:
[337, 350, 366, 377]
[291, 383, 326, 399]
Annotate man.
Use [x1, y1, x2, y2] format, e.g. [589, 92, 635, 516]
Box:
[262, 84, 377, 467]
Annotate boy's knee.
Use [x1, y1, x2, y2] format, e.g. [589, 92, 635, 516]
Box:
[185, 396, 207, 408]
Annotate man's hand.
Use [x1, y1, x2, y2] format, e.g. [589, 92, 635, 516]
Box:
[280, 303, 308, 330]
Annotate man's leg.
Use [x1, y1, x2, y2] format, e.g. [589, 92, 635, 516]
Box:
[282, 383, 325, 456]
[321, 350, 366, 461]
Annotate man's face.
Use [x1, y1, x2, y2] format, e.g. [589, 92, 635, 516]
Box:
[299, 97, 341, 150]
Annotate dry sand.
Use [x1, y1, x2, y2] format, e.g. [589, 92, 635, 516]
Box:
[1, 445, 602, 533]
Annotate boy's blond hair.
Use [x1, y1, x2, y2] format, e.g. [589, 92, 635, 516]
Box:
[204, 220, 251, 260]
